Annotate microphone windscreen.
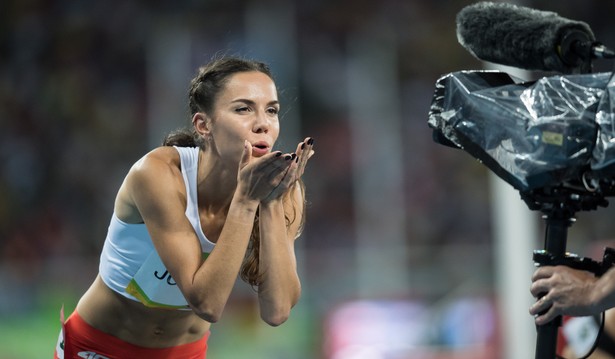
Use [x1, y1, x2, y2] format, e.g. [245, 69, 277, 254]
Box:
[456, 1, 595, 72]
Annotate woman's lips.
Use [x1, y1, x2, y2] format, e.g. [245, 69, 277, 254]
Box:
[251, 142, 270, 156]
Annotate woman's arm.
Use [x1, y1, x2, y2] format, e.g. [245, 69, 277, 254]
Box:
[256, 138, 313, 326]
[257, 183, 304, 326]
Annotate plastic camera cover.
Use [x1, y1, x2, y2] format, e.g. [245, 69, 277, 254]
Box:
[428, 70, 615, 191]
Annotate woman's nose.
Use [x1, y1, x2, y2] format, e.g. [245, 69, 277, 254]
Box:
[253, 112, 270, 133]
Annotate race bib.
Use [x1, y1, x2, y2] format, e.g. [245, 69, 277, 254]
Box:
[126, 251, 209, 309]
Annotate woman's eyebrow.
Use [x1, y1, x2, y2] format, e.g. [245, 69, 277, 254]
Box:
[231, 99, 280, 106]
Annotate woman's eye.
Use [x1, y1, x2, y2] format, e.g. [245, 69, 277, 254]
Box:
[236, 107, 250, 113]
[267, 107, 279, 115]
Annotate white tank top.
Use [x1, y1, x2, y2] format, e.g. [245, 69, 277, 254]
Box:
[99, 146, 215, 309]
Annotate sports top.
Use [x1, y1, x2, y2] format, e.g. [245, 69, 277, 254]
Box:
[99, 146, 215, 309]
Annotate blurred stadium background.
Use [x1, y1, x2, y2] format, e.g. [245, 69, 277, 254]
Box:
[3, 0, 615, 358]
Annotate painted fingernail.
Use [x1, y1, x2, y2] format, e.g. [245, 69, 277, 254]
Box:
[275, 152, 282, 157]
[285, 155, 292, 160]
[301, 143, 305, 149]
[308, 138, 314, 145]
[291, 153, 297, 160]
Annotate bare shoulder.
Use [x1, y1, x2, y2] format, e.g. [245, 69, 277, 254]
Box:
[133, 146, 181, 173]
[128, 147, 183, 185]
[115, 147, 184, 222]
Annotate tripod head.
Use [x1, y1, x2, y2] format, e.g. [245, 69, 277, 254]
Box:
[520, 184, 609, 217]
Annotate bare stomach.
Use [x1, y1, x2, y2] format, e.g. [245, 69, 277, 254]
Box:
[75, 275, 211, 348]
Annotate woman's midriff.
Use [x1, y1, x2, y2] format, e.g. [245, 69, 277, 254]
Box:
[74, 275, 211, 348]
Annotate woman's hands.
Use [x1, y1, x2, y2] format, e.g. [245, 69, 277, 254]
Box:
[235, 137, 314, 203]
[263, 137, 315, 203]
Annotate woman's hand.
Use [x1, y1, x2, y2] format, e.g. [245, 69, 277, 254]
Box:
[529, 265, 599, 325]
[263, 137, 315, 203]
[235, 141, 297, 202]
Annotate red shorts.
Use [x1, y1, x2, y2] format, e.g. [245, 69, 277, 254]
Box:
[53, 311, 209, 359]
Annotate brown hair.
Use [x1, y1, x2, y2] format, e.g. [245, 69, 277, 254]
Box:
[163, 56, 305, 288]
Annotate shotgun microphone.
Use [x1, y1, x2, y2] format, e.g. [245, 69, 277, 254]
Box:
[456, 1, 614, 73]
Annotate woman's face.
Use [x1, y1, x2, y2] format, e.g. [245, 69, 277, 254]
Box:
[207, 71, 280, 161]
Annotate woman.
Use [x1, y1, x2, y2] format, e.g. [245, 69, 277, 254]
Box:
[54, 56, 315, 358]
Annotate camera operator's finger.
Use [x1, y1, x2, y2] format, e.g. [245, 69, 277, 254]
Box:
[533, 312, 553, 326]
[529, 278, 551, 298]
[530, 296, 557, 325]
[529, 294, 549, 314]
[531, 266, 555, 282]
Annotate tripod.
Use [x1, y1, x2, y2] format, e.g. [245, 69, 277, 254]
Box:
[521, 186, 610, 359]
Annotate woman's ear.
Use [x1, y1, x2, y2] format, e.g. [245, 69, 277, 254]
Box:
[192, 112, 211, 136]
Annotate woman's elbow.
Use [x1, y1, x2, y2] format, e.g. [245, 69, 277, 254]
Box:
[260, 295, 300, 326]
[261, 308, 291, 327]
[195, 309, 222, 323]
[190, 299, 225, 323]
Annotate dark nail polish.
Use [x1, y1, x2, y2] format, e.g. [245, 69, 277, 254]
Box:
[308, 138, 314, 145]
[284, 155, 292, 160]
[291, 153, 297, 160]
[301, 143, 305, 149]
[275, 152, 282, 157]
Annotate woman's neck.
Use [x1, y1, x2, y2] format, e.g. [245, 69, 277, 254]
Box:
[196, 149, 237, 214]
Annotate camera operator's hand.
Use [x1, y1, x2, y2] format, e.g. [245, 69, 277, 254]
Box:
[529, 265, 600, 325]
